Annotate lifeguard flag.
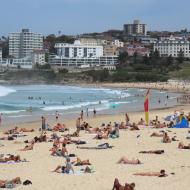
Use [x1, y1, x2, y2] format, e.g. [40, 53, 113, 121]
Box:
[144, 89, 150, 126]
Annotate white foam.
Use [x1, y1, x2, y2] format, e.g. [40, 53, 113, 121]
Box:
[0, 86, 16, 97]
[42, 100, 109, 111]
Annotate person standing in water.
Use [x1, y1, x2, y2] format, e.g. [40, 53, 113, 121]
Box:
[93, 108, 96, 117]
[86, 108, 89, 117]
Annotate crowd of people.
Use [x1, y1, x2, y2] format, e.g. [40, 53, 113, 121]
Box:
[0, 108, 190, 189]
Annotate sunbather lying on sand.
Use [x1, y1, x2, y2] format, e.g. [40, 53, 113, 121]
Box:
[139, 150, 164, 154]
[20, 142, 34, 151]
[134, 170, 168, 177]
[77, 143, 113, 149]
[53, 157, 74, 174]
[0, 177, 21, 188]
[72, 157, 91, 166]
[0, 155, 22, 162]
[0, 136, 15, 141]
[94, 129, 109, 140]
[19, 128, 34, 132]
[117, 157, 141, 164]
[86, 127, 100, 134]
[4, 127, 19, 135]
[112, 178, 135, 190]
[178, 142, 190, 149]
[150, 132, 164, 137]
[24, 135, 47, 143]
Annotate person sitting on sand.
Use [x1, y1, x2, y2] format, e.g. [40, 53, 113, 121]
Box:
[150, 132, 164, 137]
[109, 123, 120, 138]
[112, 178, 135, 190]
[139, 150, 164, 154]
[134, 170, 168, 177]
[186, 131, 190, 139]
[162, 132, 171, 143]
[72, 157, 91, 166]
[0, 155, 21, 163]
[0, 177, 21, 188]
[178, 142, 190, 149]
[119, 122, 127, 129]
[125, 113, 130, 126]
[20, 142, 34, 151]
[138, 118, 145, 125]
[130, 123, 140, 131]
[53, 157, 74, 174]
[117, 156, 141, 165]
[51, 143, 68, 157]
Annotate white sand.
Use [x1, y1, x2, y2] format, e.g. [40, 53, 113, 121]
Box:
[0, 105, 190, 190]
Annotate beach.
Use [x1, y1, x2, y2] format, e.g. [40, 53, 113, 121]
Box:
[0, 104, 190, 190]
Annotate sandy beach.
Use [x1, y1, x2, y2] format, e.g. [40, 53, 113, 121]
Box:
[0, 104, 190, 190]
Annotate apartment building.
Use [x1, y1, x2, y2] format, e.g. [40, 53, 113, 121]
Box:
[9, 29, 43, 58]
[124, 20, 147, 36]
[153, 36, 190, 57]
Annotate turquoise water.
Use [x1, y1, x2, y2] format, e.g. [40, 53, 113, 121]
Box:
[0, 85, 180, 125]
[0, 85, 179, 113]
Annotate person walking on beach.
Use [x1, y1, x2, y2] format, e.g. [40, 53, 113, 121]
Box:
[0, 113, 2, 126]
[80, 110, 84, 120]
[41, 116, 46, 132]
[76, 117, 81, 131]
[55, 111, 59, 122]
[86, 108, 89, 117]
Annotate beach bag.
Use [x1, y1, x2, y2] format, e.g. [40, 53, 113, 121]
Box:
[23, 180, 32, 185]
[5, 181, 15, 188]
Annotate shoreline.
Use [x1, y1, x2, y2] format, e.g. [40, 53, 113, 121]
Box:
[0, 81, 189, 93]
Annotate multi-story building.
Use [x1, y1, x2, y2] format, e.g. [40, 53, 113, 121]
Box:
[103, 45, 117, 56]
[32, 50, 45, 65]
[124, 20, 147, 36]
[111, 40, 124, 48]
[9, 29, 43, 58]
[55, 40, 103, 58]
[153, 36, 190, 57]
[49, 40, 118, 67]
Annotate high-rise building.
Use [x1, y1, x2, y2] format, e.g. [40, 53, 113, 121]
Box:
[123, 20, 147, 36]
[9, 29, 43, 58]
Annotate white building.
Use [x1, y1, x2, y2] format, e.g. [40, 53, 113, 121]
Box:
[111, 40, 124, 48]
[49, 40, 118, 67]
[124, 20, 147, 36]
[0, 57, 32, 69]
[32, 50, 45, 65]
[55, 40, 103, 58]
[153, 36, 190, 58]
[9, 29, 43, 58]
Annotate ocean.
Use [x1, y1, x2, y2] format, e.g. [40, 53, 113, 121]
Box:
[0, 85, 180, 125]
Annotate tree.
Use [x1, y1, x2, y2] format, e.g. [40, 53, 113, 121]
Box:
[177, 49, 184, 64]
[166, 55, 173, 65]
[118, 51, 128, 64]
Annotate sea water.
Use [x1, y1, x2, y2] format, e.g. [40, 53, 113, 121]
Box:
[0, 85, 180, 125]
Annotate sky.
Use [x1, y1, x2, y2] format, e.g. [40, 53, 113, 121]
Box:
[0, 0, 189, 36]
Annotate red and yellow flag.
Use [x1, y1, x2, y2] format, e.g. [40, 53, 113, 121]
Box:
[144, 89, 150, 126]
